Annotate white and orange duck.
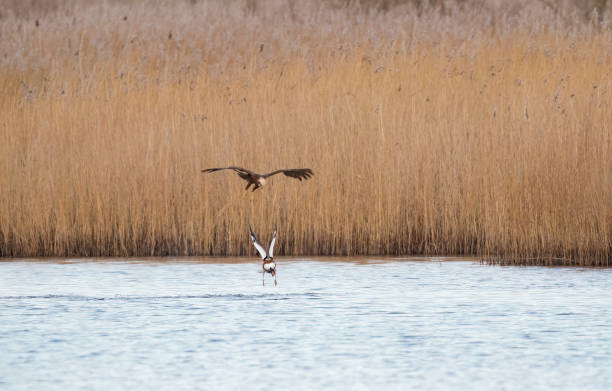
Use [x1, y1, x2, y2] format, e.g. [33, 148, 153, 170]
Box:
[249, 225, 277, 286]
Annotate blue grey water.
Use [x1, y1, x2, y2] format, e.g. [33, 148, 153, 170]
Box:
[1, 258, 611, 390]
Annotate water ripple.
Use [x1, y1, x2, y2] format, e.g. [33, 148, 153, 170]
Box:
[0, 293, 320, 301]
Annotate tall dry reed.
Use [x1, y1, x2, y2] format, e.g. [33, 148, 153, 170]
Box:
[0, 1, 610, 265]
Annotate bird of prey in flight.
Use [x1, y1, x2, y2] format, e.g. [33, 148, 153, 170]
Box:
[201, 166, 314, 191]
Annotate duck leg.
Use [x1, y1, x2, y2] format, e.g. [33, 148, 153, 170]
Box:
[262, 271, 265, 286]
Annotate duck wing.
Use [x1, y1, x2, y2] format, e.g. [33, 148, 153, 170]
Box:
[249, 225, 267, 259]
[268, 225, 277, 258]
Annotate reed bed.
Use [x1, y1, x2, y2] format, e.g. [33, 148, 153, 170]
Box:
[0, 0, 610, 265]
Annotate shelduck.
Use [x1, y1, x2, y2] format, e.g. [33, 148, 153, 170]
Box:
[249, 225, 278, 286]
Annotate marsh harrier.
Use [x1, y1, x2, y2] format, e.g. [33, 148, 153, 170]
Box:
[201, 166, 313, 191]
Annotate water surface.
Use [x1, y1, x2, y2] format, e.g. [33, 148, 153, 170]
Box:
[1, 258, 611, 390]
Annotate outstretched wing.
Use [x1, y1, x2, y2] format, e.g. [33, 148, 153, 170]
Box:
[268, 225, 277, 258]
[202, 167, 259, 183]
[249, 225, 267, 259]
[201, 166, 255, 175]
[264, 168, 314, 181]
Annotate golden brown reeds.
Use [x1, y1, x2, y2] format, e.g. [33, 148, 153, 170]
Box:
[0, 1, 610, 265]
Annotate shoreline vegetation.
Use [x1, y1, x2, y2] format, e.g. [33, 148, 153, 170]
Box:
[0, 0, 610, 266]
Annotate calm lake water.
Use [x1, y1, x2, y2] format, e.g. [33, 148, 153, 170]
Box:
[1, 258, 611, 390]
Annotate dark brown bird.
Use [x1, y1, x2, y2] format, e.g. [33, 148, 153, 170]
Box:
[201, 166, 313, 191]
